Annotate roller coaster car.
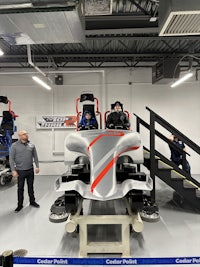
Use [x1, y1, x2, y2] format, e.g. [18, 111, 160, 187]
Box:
[0, 96, 18, 185]
[49, 93, 153, 222]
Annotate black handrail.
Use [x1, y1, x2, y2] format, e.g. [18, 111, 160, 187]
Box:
[146, 107, 200, 154]
[134, 115, 190, 157]
[134, 107, 200, 203]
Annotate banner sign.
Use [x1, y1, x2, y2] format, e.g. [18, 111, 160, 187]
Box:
[13, 256, 200, 266]
[36, 115, 77, 129]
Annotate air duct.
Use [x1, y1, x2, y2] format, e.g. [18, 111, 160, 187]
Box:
[0, 0, 85, 45]
[152, 59, 180, 84]
[0, 0, 76, 9]
[159, 0, 200, 36]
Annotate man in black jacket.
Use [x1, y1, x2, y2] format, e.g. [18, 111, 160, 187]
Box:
[106, 101, 130, 130]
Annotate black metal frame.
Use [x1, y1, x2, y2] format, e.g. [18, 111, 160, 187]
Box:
[135, 106, 200, 204]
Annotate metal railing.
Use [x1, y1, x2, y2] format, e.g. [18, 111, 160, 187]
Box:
[134, 107, 200, 203]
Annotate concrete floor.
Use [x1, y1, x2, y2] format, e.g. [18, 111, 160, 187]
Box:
[0, 175, 200, 261]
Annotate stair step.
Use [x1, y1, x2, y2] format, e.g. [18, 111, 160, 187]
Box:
[171, 170, 186, 180]
[143, 150, 160, 159]
[196, 189, 200, 198]
[183, 179, 199, 189]
[158, 160, 173, 170]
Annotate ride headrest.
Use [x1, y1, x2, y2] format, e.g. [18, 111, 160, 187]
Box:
[0, 96, 8, 104]
[80, 93, 94, 102]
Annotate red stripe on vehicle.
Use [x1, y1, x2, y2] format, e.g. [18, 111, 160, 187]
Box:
[87, 131, 124, 151]
[91, 145, 140, 193]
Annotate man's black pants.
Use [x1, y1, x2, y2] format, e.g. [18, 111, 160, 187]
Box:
[17, 169, 35, 207]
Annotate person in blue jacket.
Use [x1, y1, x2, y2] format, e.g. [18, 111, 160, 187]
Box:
[78, 111, 98, 130]
[169, 134, 191, 174]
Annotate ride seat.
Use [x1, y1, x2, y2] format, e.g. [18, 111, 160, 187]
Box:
[80, 104, 98, 129]
[82, 104, 95, 117]
[105, 102, 130, 130]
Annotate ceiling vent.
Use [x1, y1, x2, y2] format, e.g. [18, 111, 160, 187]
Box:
[0, 1, 85, 45]
[159, 0, 200, 36]
[152, 59, 180, 84]
[85, 0, 112, 16]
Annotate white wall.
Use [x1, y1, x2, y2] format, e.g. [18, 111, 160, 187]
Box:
[1, 68, 200, 174]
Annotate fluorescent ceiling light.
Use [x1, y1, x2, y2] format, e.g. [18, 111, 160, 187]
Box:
[0, 49, 4, 56]
[171, 72, 193, 88]
[32, 76, 51, 90]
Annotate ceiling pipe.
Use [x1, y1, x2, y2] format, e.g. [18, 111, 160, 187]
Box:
[31, 0, 73, 7]
[0, 3, 33, 9]
[27, 44, 53, 84]
[0, 70, 105, 75]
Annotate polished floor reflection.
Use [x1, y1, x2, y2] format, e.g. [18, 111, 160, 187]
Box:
[0, 175, 200, 258]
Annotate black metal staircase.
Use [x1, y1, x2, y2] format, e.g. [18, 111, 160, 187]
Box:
[135, 107, 200, 212]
